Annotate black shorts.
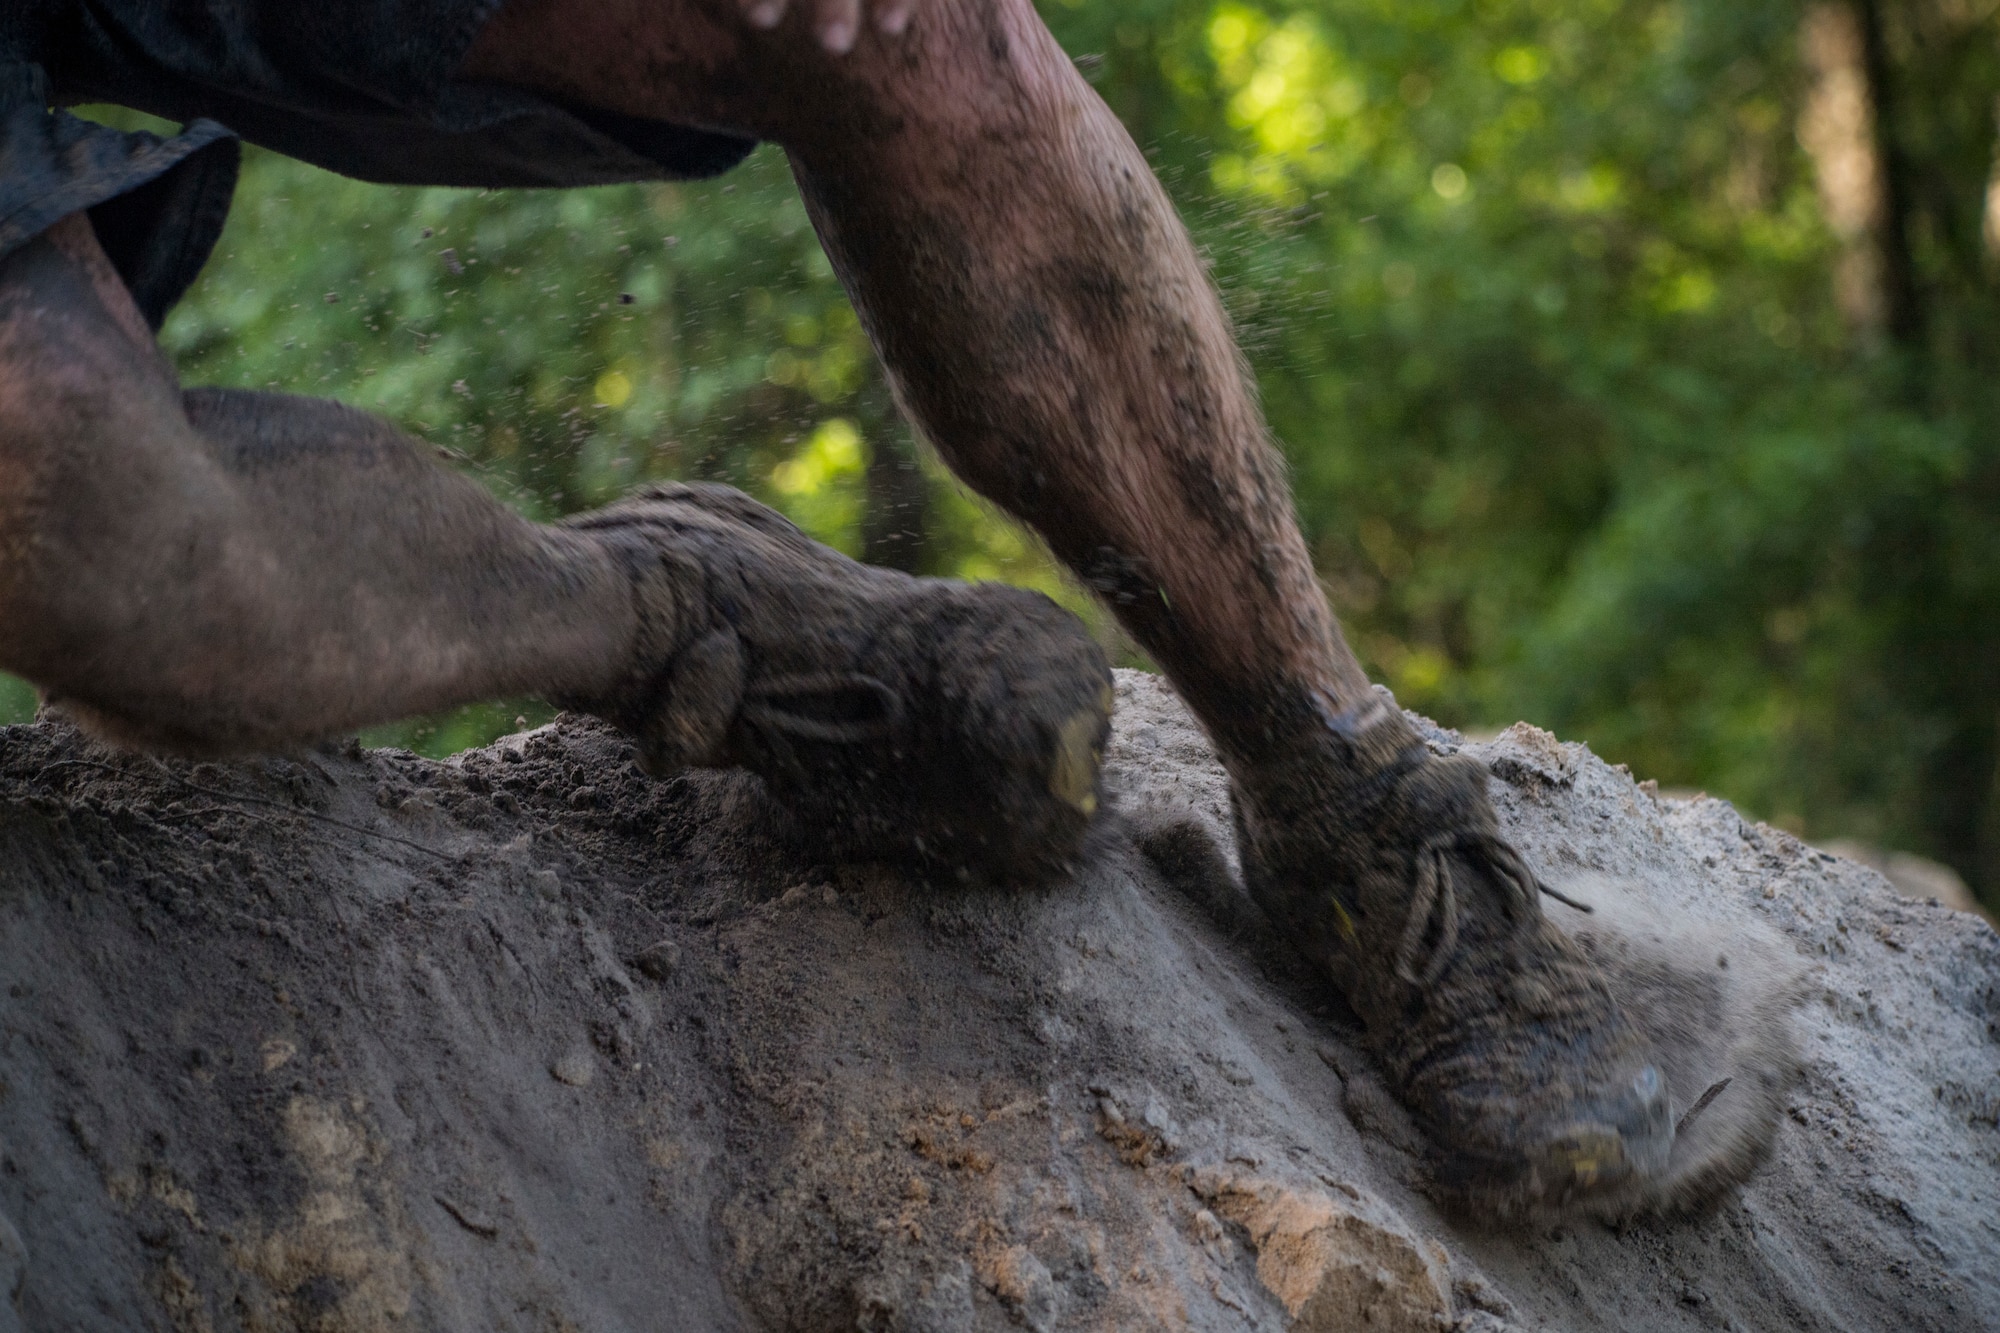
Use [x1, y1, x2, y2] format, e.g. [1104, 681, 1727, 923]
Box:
[0, 2, 756, 327]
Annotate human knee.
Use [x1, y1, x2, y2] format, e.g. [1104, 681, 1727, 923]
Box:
[0, 231, 211, 672]
[0, 327, 132, 483]
[0, 280, 184, 540]
[800, 0, 1076, 143]
[471, 0, 1074, 149]
[0, 224, 179, 463]
[0, 253, 133, 606]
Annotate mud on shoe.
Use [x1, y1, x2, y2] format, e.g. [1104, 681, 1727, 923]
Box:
[1233, 694, 1674, 1218]
[562, 482, 1113, 878]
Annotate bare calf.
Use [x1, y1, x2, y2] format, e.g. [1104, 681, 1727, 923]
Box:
[0, 216, 639, 752]
[468, 0, 1409, 774]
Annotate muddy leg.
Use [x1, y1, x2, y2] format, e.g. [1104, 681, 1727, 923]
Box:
[468, 0, 1696, 1211]
[467, 0, 1406, 779]
[0, 216, 641, 752]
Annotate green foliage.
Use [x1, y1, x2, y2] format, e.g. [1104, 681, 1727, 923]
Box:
[15, 0, 1996, 903]
[1055, 0, 2000, 901]
[0, 675, 33, 727]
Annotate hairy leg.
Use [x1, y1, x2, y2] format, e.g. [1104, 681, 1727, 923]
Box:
[467, 0, 1407, 777]
[0, 216, 640, 752]
[468, 0, 1703, 1210]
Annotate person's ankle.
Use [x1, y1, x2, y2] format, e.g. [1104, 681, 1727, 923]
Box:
[1219, 679, 1426, 822]
[546, 518, 719, 753]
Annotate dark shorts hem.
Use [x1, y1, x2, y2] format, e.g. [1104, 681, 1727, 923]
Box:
[0, 79, 240, 325]
[3, 1, 757, 324]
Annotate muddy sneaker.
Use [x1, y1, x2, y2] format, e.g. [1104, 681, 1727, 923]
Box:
[561, 482, 1113, 877]
[1232, 689, 1673, 1216]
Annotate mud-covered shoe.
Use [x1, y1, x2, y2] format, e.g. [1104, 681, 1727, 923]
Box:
[561, 482, 1113, 877]
[1233, 690, 1673, 1216]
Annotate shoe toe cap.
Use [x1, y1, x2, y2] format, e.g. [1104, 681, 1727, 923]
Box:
[1433, 1060, 1676, 1214]
[1528, 1062, 1676, 1197]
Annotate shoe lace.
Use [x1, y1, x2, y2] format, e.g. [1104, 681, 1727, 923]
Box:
[1395, 834, 1593, 987]
[737, 671, 902, 780]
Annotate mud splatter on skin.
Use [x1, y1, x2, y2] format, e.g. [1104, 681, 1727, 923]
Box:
[469, 0, 1368, 767]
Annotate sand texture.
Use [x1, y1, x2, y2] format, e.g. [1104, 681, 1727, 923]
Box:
[1, 670, 1995, 1331]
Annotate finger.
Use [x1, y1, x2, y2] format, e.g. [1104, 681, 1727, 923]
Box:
[742, 0, 788, 29]
[874, 0, 916, 36]
[816, 0, 862, 53]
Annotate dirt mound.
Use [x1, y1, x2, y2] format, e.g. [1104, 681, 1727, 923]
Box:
[1, 671, 1995, 1331]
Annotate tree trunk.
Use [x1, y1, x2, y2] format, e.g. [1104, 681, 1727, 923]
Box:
[1850, 0, 1923, 349]
[1798, 2, 1923, 349]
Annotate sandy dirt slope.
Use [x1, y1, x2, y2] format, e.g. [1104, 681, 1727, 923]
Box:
[0, 670, 1994, 1331]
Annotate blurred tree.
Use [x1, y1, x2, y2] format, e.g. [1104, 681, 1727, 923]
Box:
[1109, 0, 2000, 904]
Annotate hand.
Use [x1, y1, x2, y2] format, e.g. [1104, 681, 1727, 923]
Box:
[738, 0, 918, 54]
